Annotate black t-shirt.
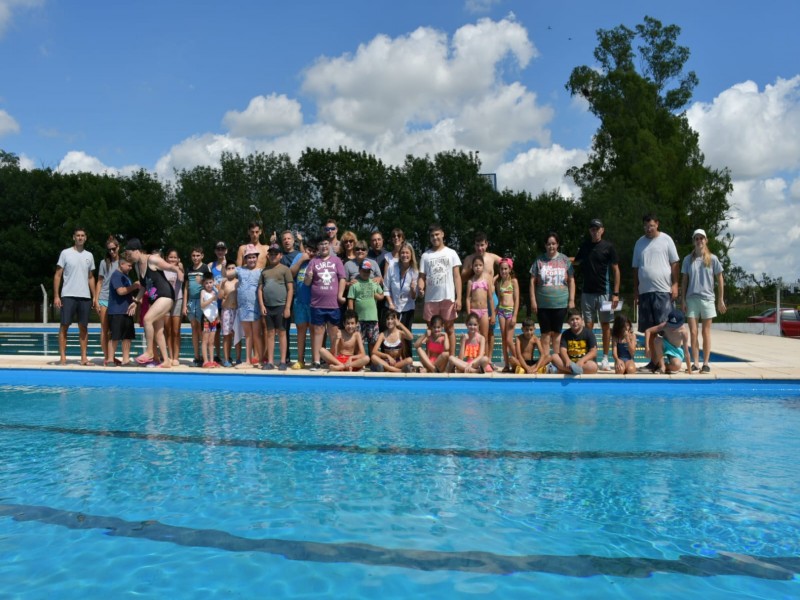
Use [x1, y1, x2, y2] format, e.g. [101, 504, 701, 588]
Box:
[560, 326, 597, 360]
[575, 239, 618, 294]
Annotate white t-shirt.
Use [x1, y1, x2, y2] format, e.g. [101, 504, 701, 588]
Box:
[419, 246, 461, 303]
[56, 247, 96, 299]
[201, 289, 219, 321]
[632, 233, 679, 294]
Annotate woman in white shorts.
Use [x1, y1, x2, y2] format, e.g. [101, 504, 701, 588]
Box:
[680, 229, 726, 373]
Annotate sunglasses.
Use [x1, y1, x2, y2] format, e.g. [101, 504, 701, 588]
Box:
[355, 248, 367, 252]
[325, 227, 336, 232]
[108, 247, 118, 252]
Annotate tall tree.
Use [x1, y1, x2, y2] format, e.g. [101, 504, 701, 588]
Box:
[565, 16, 732, 282]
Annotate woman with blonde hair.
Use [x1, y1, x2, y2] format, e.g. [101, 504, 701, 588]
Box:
[385, 242, 418, 331]
[337, 230, 359, 263]
[680, 228, 726, 373]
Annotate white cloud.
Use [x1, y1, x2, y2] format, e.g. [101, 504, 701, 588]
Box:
[496, 144, 586, 197]
[0, 0, 43, 38]
[791, 177, 800, 200]
[0, 108, 20, 136]
[57, 150, 140, 177]
[687, 76, 800, 179]
[222, 93, 303, 137]
[153, 126, 359, 180]
[302, 17, 539, 138]
[18, 153, 34, 170]
[148, 17, 553, 180]
[465, 0, 502, 14]
[724, 176, 800, 280]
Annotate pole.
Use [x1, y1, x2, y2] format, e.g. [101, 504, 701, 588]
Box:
[40, 284, 48, 324]
[776, 278, 782, 336]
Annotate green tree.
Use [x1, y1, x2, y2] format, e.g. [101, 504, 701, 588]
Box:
[566, 16, 732, 287]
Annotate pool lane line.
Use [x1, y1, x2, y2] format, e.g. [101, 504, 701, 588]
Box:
[0, 422, 724, 461]
[0, 503, 796, 580]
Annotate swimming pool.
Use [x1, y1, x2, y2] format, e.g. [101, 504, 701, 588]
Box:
[1, 371, 798, 598]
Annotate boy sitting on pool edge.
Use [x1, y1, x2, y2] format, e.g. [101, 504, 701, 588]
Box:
[319, 309, 370, 372]
[551, 308, 598, 375]
[645, 308, 692, 375]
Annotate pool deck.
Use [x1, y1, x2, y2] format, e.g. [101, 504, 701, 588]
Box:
[1, 329, 798, 380]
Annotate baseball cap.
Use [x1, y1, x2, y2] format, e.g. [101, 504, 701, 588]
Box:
[215, 241, 227, 250]
[125, 238, 143, 251]
[692, 229, 707, 239]
[666, 309, 685, 328]
[267, 244, 281, 254]
[360, 259, 373, 270]
[589, 218, 603, 228]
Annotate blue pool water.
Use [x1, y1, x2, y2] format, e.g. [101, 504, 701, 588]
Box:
[1, 371, 798, 598]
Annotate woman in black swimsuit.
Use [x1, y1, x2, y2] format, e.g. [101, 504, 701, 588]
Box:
[125, 238, 180, 367]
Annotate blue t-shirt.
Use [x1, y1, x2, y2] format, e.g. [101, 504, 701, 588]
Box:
[291, 253, 312, 305]
[108, 270, 134, 315]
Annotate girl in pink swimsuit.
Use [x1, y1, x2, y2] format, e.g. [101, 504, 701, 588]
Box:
[465, 256, 495, 359]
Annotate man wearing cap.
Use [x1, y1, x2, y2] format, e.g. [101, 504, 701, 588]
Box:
[258, 244, 294, 370]
[574, 218, 620, 371]
[54, 226, 97, 365]
[644, 308, 691, 374]
[632, 212, 680, 372]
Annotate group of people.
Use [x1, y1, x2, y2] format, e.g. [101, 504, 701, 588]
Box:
[53, 212, 725, 375]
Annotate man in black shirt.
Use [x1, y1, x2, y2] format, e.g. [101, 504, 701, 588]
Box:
[573, 219, 620, 371]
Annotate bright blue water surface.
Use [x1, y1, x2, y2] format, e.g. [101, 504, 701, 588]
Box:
[1, 371, 798, 598]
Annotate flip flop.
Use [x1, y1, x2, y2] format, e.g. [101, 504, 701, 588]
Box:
[135, 354, 155, 365]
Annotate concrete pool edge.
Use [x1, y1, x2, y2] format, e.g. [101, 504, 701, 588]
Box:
[3, 367, 799, 394]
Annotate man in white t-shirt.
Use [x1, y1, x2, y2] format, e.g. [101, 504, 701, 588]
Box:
[54, 227, 97, 365]
[418, 223, 462, 352]
[632, 212, 679, 372]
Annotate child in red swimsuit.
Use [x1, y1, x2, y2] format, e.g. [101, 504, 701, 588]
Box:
[415, 315, 450, 373]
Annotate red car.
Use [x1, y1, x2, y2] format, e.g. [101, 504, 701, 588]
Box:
[747, 308, 800, 337]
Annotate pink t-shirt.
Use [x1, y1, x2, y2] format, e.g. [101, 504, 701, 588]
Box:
[306, 255, 346, 309]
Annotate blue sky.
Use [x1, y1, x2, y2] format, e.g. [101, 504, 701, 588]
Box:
[2, 0, 799, 281]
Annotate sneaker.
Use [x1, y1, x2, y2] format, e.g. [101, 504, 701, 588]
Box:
[310, 362, 321, 371]
[546, 363, 558, 374]
[701, 365, 711, 374]
[291, 361, 305, 370]
[214, 355, 221, 364]
[278, 362, 288, 371]
[221, 360, 232, 368]
[192, 357, 203, 367]
[569, 362, 584, 375]
[600, 358, 611, 371]
[202, 361, 215, 368]
[690, 364, 699, 372]
[637, 362, 656, 373]
[263, 363, 275, 371]
[484, 364, 494, 373]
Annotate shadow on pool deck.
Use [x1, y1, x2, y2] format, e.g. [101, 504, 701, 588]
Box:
[1, 329, 798, 380]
